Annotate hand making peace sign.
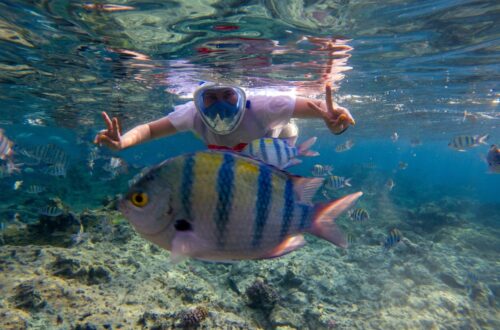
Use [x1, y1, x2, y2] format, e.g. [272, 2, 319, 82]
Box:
[307, 83, 355, 135]
[94, 111, 123, 151]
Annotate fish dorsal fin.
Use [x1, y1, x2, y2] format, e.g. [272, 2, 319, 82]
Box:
[291, 176, 325, 204]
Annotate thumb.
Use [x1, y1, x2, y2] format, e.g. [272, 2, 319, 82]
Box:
[99, 135, 121, 150]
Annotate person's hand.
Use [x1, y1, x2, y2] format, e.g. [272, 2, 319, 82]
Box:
[94, 112, 123, 150]
[307, 83, 355, 135]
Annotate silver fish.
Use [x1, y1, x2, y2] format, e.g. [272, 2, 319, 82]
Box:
[27, 185, 46, 194]
[335, 139, 354, 153]
[448, 134, 488, 151]
[324, 175, 351, 191]
[311, 164, 333, 177]
[349, 208, 370, 222]
[120, 151, 362, 262]
[242, 137, 319, 169]
[38, 206, 63, 217]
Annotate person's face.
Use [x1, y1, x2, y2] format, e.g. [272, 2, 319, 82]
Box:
[202, 88, 238, 107]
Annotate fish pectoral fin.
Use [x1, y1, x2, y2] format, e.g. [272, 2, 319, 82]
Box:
[291, 176, 325, 204]
[171, 231, 209, 262]
[263, 235, 306, 259]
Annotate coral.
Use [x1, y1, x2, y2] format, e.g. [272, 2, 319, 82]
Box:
[245, 279, 280, 311]
[177, 306, 209, 328]
[11, 281, 46, 311]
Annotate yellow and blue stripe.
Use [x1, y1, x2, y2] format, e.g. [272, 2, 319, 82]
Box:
[214, 153, 236, 248]
[279, 178, 294, 240]
[252, 163, 273, 247]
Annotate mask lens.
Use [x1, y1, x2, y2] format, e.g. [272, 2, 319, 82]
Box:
[195, 86, 246, 134]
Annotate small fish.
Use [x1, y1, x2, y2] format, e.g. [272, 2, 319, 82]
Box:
[13, 180, 23, 190]
[398, 161, 408, 170]
[38, 206, 63, 217]
[0, 160, 21, 177]
[391, 132, 399, 143]
[348, 208, 370, 222]
[383, 228, 402, 249]
[346, 232, 356, 245]
[385, 179, 395, 191]
[242, 137, 319, 169]
[324, 175, 351, 191]
[26, 185, 46, 194]
[71, 223, 89, 246]
[486, 144, 500, 173]
[41, 163, 67, 177]
[448, 134, 488, 151]
[463, 111, 477, 123]
[312, 164, 333, 177]
[410, 138, 422, 147]
[0, 129, 13, 160]
[21, 144, 68, 165]
[335, 139, 354, 153]
[120, 151, 363, 262]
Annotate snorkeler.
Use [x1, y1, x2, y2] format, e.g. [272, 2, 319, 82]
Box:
[94, 82, 355, 152]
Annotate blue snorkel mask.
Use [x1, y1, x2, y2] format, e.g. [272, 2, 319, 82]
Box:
[194, 82, 247, 135]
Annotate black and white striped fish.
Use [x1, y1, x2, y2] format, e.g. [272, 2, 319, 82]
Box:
[448, 134, 488, 151]
[335, 139, 354, 153]
[120, 151, 362, 262]
[38, 206, 63, 217]
[311, 164, 333, 177]
[242, 137, 319, 169]
[383, 228, 402, 249]
[0, 129, 13, 160]
[27, 185, 46, 194]
[348, 208, 370, 222]
[324, 175, 351, 191]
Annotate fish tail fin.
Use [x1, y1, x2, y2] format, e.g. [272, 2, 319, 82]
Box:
[308, 191, 363, 248]
[479, 134, 489, 145]
[345, 178, 352, 187]
[298, 137, 319, 157]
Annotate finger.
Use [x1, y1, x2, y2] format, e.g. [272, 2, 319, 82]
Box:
[102, 112, 113, 131]
[337, 114, 351, 125]
[93, 130, 105, 144]
[307, 101, 328, 120]
[116, 117, 122, 135]
[112, 117, 120, 137]
[336, 107, 356, 125]
[325, 82, 334, 113]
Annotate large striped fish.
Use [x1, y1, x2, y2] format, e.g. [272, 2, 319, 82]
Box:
[242, 137, 318, 169]
[120, 151, 362, 262]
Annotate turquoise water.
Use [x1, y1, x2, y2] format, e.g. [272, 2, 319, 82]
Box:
[0, 1, 498, 329]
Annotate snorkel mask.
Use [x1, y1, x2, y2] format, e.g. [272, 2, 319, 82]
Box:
[194, 82, 247, 135]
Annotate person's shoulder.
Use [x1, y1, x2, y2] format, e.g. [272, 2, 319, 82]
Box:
[173, 100, 196, 113]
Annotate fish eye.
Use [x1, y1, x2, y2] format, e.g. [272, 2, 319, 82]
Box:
[130, 192, 148, 207]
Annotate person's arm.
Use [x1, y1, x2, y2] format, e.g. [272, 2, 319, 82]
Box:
[292, 83, 355, 135]
[94, 112, 177, 151]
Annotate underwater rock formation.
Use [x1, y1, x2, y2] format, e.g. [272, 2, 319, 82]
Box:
[245, 279, 280, 312]
[177, 306, 209, 329]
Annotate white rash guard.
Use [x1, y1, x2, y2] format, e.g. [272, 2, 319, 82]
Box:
[167, 95, 296, 148]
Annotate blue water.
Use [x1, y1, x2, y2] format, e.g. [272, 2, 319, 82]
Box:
[0, 1, 499, 329]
